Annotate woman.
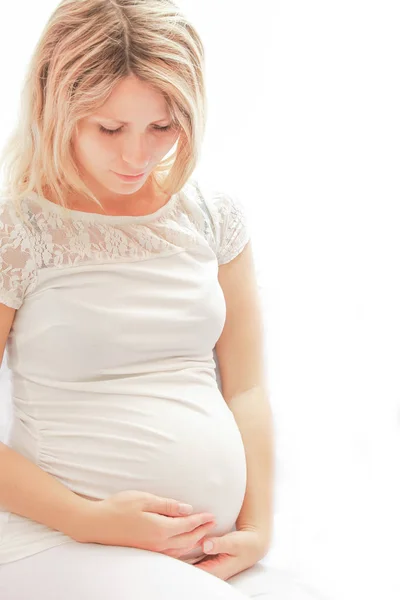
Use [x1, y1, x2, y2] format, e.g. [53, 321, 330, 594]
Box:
[0, 1, 275, 597]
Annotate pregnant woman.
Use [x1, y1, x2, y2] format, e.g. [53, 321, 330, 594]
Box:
[0, 1, 275, 598]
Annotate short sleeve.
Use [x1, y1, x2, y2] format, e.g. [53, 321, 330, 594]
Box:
[211, 190, 250, 265]
[0, 200, 37, 309]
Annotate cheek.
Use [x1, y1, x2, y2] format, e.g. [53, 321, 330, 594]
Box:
[75, 133, 110, 167]
[156, 132, 180, 158]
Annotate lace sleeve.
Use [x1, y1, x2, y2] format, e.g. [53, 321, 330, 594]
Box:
[0, 200, 37, 309]
[212, 190, 250, 265]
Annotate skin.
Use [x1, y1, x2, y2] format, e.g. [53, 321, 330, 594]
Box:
[65, 74, 181, 216]
[198, 244, 275, 580]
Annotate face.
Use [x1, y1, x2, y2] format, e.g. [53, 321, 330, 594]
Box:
[71, 75, 180, 206]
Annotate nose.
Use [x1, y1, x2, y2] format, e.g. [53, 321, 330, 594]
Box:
[121, 133, 151, 170]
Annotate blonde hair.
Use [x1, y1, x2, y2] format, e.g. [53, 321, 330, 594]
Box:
[0, 0, 207, 217]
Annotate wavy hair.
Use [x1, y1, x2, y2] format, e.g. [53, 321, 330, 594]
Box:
[0, 0, 207, 217]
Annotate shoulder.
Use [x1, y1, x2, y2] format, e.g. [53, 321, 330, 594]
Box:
[0, 196, 23, 225]
[183, 178, 250, 265]
[0, 197, 37, 309]
[0, 196, 33, 246]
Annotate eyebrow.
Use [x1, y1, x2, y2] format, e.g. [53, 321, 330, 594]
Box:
[93, 114, 171, 125]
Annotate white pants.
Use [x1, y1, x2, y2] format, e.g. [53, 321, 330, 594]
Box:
[0, 541, 321, 599]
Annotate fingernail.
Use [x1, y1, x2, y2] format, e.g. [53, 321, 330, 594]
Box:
[203, 540, 214, 553]
[178, 503, 193, 515]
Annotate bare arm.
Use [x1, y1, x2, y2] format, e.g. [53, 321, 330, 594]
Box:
[216, 243, 275, 551]
[0, 442, 91, 538]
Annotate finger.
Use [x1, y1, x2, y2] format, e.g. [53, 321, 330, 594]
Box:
[167, 512, 215, 536]
[164, 530, 211, 559]
[196, 554, 238, 581]
[202, 531, 238, 555]
[163, 542, 199, 559]
[143, 494, 194, 517]
[167, 520, 216, 550]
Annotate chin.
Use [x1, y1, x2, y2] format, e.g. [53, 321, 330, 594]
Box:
[104, 176, 148, 195]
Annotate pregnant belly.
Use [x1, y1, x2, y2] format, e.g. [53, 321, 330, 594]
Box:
[31, 383, 248, 560]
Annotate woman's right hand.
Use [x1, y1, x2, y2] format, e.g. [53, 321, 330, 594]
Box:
[73, 490, 216, 558]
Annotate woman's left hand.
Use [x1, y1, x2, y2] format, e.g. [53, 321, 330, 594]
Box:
[194, 527, 269, 581]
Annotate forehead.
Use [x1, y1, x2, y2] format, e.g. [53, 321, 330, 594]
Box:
[93, 75, 170, 122]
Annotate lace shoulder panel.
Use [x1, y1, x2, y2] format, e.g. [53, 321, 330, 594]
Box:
[1, 181, 249, 285]
[0, 199, 38, 309]
[193, 181, 250, 265]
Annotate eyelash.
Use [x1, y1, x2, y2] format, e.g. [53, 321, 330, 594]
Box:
[99, 124, 173, 136]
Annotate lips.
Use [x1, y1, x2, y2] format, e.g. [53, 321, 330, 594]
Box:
[113, 171, 145, 181]
[118, 172, 143, 176]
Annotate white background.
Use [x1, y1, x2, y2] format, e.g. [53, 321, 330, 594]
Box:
[1, 2, 399, 600]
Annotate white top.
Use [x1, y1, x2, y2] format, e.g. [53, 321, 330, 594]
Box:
[0, 177, 249, 565]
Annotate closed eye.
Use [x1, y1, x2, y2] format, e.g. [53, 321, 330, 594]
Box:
[99, 124, 174, 136]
